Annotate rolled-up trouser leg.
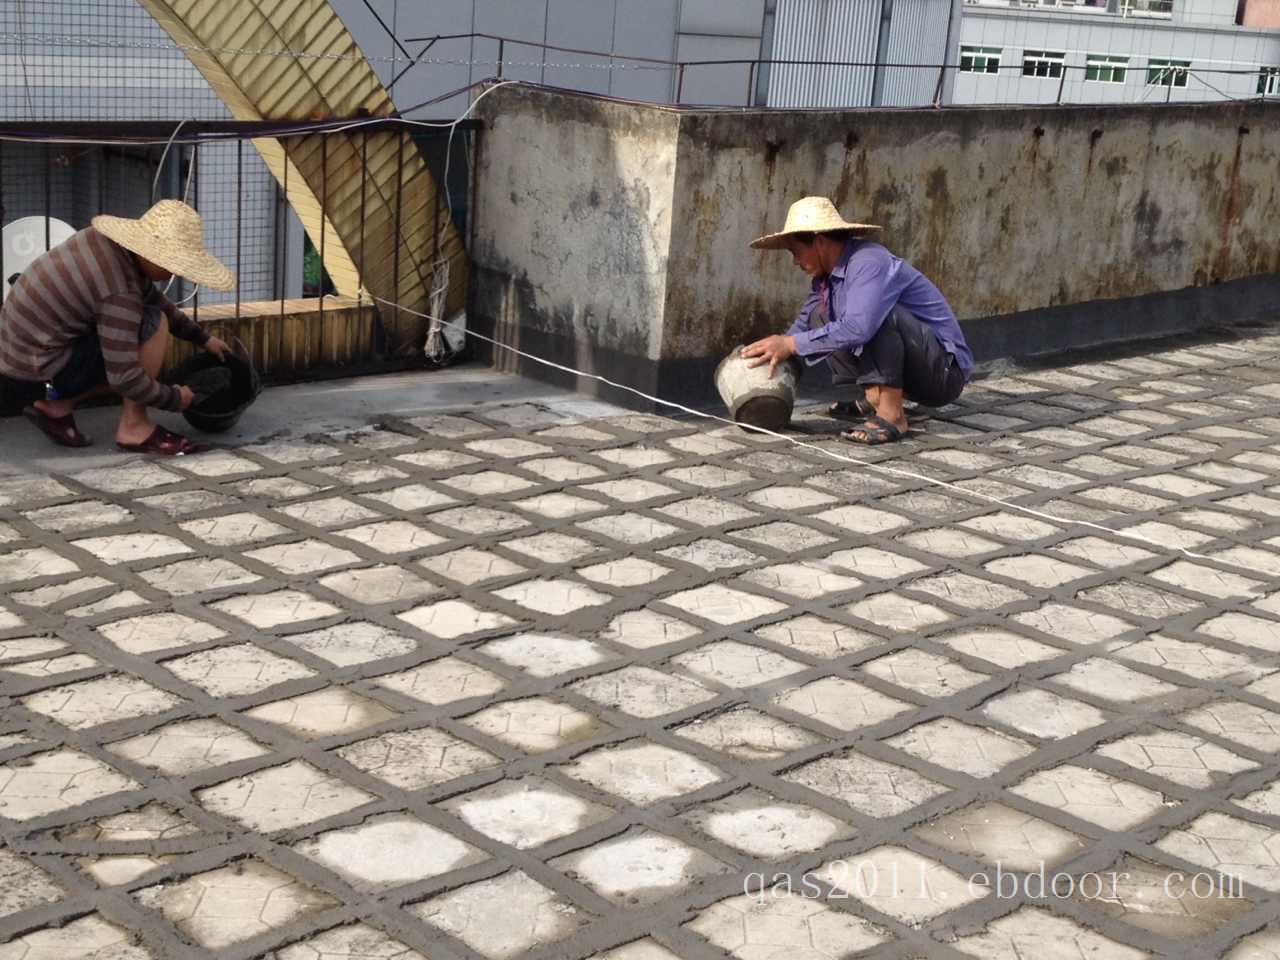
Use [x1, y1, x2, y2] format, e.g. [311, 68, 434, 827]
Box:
[834, 303, 964, 407]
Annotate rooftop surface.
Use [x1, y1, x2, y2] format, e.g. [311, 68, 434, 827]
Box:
[1, 329, 1279, 959]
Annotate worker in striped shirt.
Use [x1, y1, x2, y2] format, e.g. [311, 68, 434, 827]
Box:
[0, 200, 234, 455]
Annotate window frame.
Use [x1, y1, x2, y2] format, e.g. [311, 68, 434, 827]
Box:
[1146, 57, 1190, 87]
[1085, 53, 1129, 84]
[960, 44, 1003, 75]
[1022, 49, 1066, 79]
[1259, 66, 1280, 97]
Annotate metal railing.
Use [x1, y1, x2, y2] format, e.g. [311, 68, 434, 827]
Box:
[0, 117, 479, 382]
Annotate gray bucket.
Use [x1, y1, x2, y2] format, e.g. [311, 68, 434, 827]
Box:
[714, 346, 799, 432]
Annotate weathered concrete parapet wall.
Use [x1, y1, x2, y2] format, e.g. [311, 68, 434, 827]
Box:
[470, 84, 1280, 405]
[469, 88, 680, 398]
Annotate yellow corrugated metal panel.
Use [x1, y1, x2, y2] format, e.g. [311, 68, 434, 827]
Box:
[134, 0, 466, 353]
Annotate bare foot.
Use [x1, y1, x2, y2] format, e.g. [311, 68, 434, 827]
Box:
[115, 419, 157, 446]
[33, 397, 75, 419]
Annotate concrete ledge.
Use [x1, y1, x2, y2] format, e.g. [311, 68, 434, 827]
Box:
[470, 84, 1280, 412]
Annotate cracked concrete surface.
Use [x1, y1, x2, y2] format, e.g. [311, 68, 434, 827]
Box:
[1, 334, 1280, 959]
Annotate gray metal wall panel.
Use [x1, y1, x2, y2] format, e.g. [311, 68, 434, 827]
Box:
[881, 0, 953, 105]
[544, 0, 617, 93]
[359, 0, 475, 116]
[470, 0, 549, 85]
[680, 0, 767, 35]
[768, 0, 881, 107]
[611, 0, 681, 101]
[675, 34, 761, 104]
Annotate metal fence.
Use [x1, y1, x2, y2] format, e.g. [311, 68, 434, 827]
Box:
[0, 119, 476, 340]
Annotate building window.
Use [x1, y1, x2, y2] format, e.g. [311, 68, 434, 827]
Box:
[1147, 58, 1190, 87]
[1085, 54, 1129, 83]
[1121, 0, 1174, 15]
[1023, 50, 1066, 79]
[960, 45, 1002, 75]
[1259, 67, 1280, 96]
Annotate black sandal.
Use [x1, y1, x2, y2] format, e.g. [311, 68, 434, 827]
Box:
[116, 425, 207, 456]
[23, 405, 92, 447]
[842, 415, 905, 445]
[827, 396, 876, 421]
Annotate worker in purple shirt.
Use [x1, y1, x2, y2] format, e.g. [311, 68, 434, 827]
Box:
[742, 197, 973, 445]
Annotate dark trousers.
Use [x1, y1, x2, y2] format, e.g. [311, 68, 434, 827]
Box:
[828, 304, 965, 408]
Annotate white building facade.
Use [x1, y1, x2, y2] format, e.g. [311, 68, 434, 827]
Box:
[952, 0, 1280, 105]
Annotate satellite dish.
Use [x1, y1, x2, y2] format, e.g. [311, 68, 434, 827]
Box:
[3, 217, 77, 301]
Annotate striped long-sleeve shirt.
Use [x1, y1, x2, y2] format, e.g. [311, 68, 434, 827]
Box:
[0, 227, 209, 411]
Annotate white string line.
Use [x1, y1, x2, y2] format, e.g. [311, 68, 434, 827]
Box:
[365, 293, 1280, 580]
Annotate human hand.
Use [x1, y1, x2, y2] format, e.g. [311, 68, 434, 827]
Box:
[177, 385, 195, 410]
[204, 336, 229, 361]
[740, 335, 796, 379]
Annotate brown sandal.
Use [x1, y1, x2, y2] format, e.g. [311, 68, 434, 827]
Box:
[116, 425, 206, 456]
[23, 405, 92, 447]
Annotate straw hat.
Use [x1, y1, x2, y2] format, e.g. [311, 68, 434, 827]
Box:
[93, 200, 235, 290]
[750, 196, 880, 250]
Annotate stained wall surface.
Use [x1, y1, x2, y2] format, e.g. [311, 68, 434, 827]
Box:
[471, 84, 1280, 402]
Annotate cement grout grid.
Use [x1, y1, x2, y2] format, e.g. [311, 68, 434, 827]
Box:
[1, 334, 1280, 959]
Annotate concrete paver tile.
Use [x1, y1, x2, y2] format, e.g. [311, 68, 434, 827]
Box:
[674, 706, 826, 761]
[686, 892, 888, 959]
[293, 813, 485, 889]
[135, 859, 337, 950]
[196, 759, 375, 832]
[409, 869, 589, 959]
[816, 844, 985, 924]
[1010, 765, 1168, 829]
[754, 614, 884, 659]
[1073, 854, 1255, 938]
[552, 828, 730, 906]
[164, 640, 316, 695]
[572, 666, 716, 718]
[22, 675, 182, 730]
[108, 718, 270, 774]
[773, 677, 912, 732]
[0, 914, 154, 959]
[479, 632, 609, 678]
[441, 775, 613, 849]
[560, 740, 724, 805]
[885, 718, 1034, 778]
[463, 697, 608, 753]
[1156, 812, 1280, 892]
[243, 687, 397, 739]
[278, 622, 417, 667]
[96, 611, 226, 660]
[914, 801, 1087, 870]
[274, 924, 428, 959]
[951, 906, 1147, 959]
[0, 749, 138, 821]
[376, 656, 506, 706]
[337, 727, 499, 790]
[681, 787, 856, 858]
[983, 688, 1109, 740]
[1095, 729, 1258, 788]
[784, 749, 948, 817]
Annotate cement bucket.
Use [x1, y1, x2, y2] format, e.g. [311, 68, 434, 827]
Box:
[715, 346, 798, 432]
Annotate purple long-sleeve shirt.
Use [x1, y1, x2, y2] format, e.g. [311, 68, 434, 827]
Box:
[786, 239, 974, 379]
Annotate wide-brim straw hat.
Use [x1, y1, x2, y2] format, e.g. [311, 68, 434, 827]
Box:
[750, 196, 881, 250]
[93, 199, 235, 290]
